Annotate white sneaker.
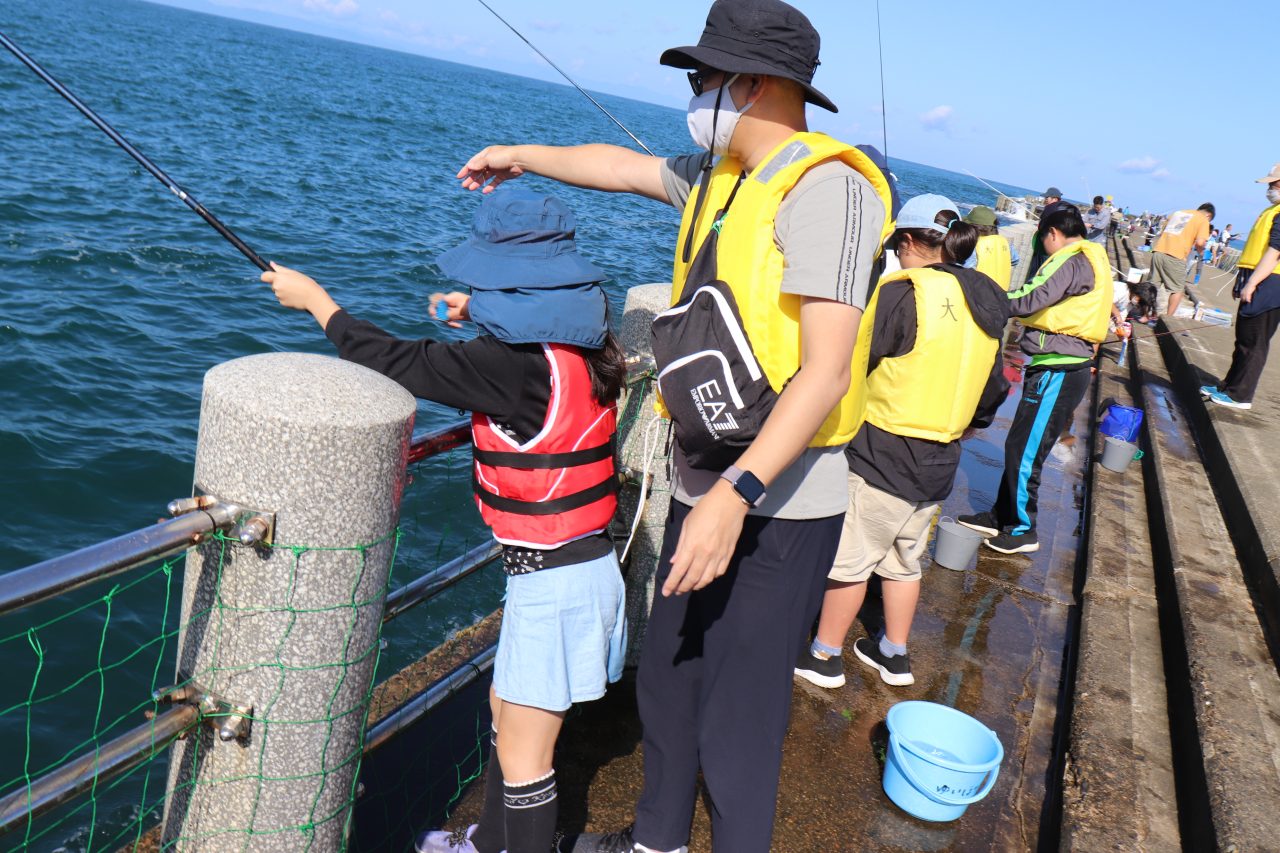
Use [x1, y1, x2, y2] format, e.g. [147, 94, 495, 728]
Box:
[416, 825, 492, 853]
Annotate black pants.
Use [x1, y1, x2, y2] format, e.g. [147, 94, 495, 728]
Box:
[992, 364, 1093, 535]
[1221, 308, 1280, 403]
[633, 501, 841, 852]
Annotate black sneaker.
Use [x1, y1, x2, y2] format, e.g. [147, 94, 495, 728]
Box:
[558, 826, 688, 853]
[852, 637, 914, 686]
[984, 530, 1039, 554]
[956, 511, 999, 537]
[794, 645, 846, 688]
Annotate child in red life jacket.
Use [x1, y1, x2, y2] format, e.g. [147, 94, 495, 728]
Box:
[264, 189, 628, 853]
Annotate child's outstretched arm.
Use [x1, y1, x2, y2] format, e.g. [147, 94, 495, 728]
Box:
[263, 263, 342, 330]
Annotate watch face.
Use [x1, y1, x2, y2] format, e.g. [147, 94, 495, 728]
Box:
[735, 471, 766, 506]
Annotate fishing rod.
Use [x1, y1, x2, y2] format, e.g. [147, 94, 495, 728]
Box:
[0, 30, 270, 271]
[471, 0, 655, 157]
[873, 0, 889, 161]
[963, 168, 1032, 212]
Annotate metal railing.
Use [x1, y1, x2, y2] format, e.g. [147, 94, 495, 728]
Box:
[0, 424, 483, 837]
[0, 360, 658, 838]
[0, 705, 197, 831]
[0, 503, 241, 618]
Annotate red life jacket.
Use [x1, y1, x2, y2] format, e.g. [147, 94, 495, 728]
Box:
[471, 343, 618, 548]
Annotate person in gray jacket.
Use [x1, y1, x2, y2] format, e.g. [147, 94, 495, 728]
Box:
[960, 205, 1103, 554]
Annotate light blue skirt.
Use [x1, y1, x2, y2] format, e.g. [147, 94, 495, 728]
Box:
[493, 551, 627, 712]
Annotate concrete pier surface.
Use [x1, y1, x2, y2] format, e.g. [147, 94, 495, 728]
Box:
[449, 338, 1099, 851]
[438, 241, 1280, 850]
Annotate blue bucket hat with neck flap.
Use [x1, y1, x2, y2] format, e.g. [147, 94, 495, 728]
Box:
[436, 189, 610, 348]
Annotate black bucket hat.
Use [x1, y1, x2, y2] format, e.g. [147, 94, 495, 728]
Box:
[660, 0, 837, 113]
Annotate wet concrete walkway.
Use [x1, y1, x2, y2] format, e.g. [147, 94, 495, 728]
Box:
[448, 339, 1095, 851]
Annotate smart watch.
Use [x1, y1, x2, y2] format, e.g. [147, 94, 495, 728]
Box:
[720, 465, 767, 508]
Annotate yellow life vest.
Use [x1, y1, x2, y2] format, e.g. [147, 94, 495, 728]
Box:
[973, 234, 1012, 290]
[1017, 240, 1112, 343]
[1238, 204, 1280, 270]
[859, 268, 1000, 442]
[661, 132, 896, 447]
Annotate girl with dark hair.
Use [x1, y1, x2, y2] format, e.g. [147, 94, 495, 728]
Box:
[265, 189, 627, 853]
[795, 194, 1010, 689]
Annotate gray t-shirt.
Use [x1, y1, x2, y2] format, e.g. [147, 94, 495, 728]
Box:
[1083, 207, 1110, 243]
[658, 150, 886, 520]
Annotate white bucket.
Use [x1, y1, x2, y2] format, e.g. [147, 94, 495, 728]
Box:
[1100, 436, 1141, 473]
[933, 517, 984, 571]
[1126, 267, 1147, 284]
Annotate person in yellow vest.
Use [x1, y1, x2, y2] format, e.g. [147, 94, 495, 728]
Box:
[456, 2, 892, 850]
[793, 195, 1009, 690]
[1198, 164, 1280, 410]
[959, 206, 1112, 554]
[962, 204, 1021, 290]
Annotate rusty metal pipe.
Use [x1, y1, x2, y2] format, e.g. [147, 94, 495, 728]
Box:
[0, 705, 197, 836]
[0, 504, 238, 617]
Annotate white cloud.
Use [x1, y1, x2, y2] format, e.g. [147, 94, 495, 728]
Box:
[303, 0, 358, 17]
[1151, 168, 1171, 180]
[1118, 156, 1161, 174]
[531, 19, 562, 32]
[919, 105, 952, 132]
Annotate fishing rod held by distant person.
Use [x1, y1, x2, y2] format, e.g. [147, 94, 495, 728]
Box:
[0, 30, 270, 271]
[471, 0, 655, 156]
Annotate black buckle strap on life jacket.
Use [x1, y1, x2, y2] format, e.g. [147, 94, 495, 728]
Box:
[471, 437, 616, 470]
[471, 473, 619, 516]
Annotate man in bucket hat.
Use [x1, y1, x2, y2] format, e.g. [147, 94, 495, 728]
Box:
[459, 2, 891, 850]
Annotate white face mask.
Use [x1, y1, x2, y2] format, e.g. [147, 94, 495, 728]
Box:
[686, 74, 752, 155]
[1268, 187, 1280, 205]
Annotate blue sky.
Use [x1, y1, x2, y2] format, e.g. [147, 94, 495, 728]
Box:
[152, 0, 1276, 231]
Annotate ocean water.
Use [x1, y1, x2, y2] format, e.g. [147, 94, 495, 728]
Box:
[0, 0, 1037, 847]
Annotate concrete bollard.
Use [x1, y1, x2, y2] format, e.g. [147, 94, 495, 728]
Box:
[161, 353, 415, 851]
[615, 283, 673, 666]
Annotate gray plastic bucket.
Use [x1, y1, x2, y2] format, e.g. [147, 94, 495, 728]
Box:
[1100, 435, 1141, 473]
[934, 517, 984, 571]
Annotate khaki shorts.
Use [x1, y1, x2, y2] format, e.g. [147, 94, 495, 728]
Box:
[828, 472, 939, 583]
[1149, 251, 1188, 294]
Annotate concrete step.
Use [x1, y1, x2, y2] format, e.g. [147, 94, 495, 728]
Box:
[1153, 317, 1280, 666]
[1060, 344, 1179, 852]
[1135, 332, 1280, 851]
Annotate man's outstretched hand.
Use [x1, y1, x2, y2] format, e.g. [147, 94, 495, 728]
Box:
[458, 146, 524, 193]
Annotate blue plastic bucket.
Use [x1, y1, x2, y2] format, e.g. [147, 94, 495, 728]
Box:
[883, 701, 1003, 822]
[1098, 404, 1144, 443]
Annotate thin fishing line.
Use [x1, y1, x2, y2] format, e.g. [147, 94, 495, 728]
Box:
[870, 0, 890, 159]
[472, 0, 655, 156]
[0, 30, 270, 271]
[964, 168, 1013, 201]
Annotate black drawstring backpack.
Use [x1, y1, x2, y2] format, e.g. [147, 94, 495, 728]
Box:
[651, 173, 783, 470]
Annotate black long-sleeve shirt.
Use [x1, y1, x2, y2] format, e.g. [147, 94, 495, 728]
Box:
[846, 265, 1010, 502]
[326, 309, 552, 442]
